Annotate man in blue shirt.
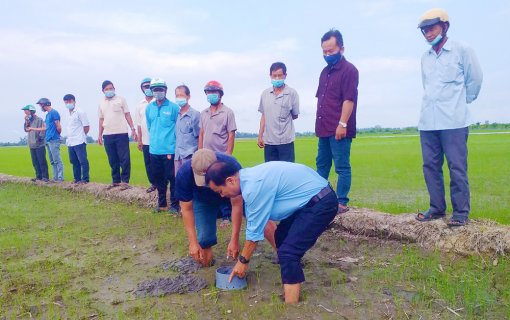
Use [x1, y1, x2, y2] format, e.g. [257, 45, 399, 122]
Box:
[174, 85, 200, 175]
[146, 78, 180, 212]
[415, 9, 483, 227]
[206, 161, 338, 303]
[35, 98, 64, 182]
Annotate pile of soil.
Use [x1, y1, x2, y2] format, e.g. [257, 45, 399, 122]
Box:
[133, 275, 208, 297]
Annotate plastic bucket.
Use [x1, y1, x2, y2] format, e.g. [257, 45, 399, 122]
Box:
[215, 266, 247, 290]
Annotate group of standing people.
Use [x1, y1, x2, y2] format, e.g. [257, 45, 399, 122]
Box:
[20, 8, 482, 304]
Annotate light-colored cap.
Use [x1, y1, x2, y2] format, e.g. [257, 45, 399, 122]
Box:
[418, 8, 449, 29]
[191, 149, 217, 186]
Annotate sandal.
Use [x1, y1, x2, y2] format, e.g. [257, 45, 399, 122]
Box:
[447, 219, 467, 227]
[106, 183, 120, 190]
[338, 204, 349, 215]
[415, 210, 445, 222]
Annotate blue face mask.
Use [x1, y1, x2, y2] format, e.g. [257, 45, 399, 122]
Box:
[104, 90, 115, 98]
[154, 92, 166, 101]
[207, 93, 220, 105]
[175, 98, 187, 108]
[324, 52, 341, 66]
[427, 33, 443, 46]
[144, 89, 153, 97]
[66, 103, 75, 110]
[271, 79, 285, 88]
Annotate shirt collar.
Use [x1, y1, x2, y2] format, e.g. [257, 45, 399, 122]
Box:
[270, 85, 290, 95]
[205, 103, 225, 114]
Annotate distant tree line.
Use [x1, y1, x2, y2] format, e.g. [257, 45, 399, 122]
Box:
[2, 123, 510, 146]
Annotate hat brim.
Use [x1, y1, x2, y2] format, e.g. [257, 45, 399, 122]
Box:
[194, 172, 206, 187]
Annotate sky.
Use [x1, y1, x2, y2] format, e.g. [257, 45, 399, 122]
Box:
[1, 0, 508, 142]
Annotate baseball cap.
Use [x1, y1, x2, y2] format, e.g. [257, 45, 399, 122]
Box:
[191, 149, 217, 186]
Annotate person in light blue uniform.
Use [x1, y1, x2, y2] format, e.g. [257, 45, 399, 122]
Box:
[206, 161, 338, 303]
[146, 78, 180, 212]
[415, 8, 483, 227]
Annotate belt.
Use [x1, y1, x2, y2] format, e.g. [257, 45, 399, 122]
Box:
[305, 185, 334, 208]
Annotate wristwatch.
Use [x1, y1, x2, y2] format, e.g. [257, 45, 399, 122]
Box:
[338, 121, 347, 128]
[239, 255, 250, 264]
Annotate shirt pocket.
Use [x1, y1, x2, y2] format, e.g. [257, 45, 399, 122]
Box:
[111, 101, 124, 113]
[179, 120, 193, 134]
[279, 97, 292, 121]
[438, 55, 462, 83]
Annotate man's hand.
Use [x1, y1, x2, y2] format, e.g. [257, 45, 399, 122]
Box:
[227, 239, 240, 260]
[131, 131, 138, 142]
[26, 127, 33, 132]
[137, 141, 143, 151]
[167, 154, 173, 160]
[98, 135, 103, 146]
[335, 124, 347, 140]
[257, 135, 265, 148]
[189, 242, 204, 264]
[229, 260, 248, 282]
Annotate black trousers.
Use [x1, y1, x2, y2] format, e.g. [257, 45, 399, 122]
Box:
[142, 144, 155, 186]
[103, 133, 131, 183]
[30, 146, 49, 180]
[151, 154, 178, 208]
[264, 142, 295, 162]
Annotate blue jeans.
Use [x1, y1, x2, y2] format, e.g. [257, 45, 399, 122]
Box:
[420, 128, 470, 221]
[193, 198, 226, 248]
[47, 139, 64, 181]
[68, 143, 90, 182]
[316, 136, 352, 206]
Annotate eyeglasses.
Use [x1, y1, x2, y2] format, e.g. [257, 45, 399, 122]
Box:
[141, 85, 150, 89]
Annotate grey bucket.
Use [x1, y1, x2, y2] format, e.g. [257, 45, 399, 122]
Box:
[215, 266, 247, 290]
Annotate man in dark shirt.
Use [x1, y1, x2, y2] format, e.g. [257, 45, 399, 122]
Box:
[315, 29, 359, 214]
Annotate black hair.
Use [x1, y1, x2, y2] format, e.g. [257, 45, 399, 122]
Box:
[63, 94, 75, 101]
[269, 62, 287, 75]
[175, 84, 191, 96]
[205, 161, 240, 186]
[102, 80, 114, 91]
[321, 28, 344, 47]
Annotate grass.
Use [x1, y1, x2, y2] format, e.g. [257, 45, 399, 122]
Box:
[1, 183, 509, 319]
[2, 132, 507, 223]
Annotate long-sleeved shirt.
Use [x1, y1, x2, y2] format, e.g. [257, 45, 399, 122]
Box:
[419, 39, 483, 130]
[240, 161, 328, 241]
[146, 98, 180, 155]
[24, 115, 45, 148]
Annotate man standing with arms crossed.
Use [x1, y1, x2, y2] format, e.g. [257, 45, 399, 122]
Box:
[415, 9, 482, 227]
[257, 62, 300, 162]
[315, 29, 359, 214]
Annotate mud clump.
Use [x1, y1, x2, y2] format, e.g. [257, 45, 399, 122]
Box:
[133, 275, 208, 297]
[162, 257, 202, 274]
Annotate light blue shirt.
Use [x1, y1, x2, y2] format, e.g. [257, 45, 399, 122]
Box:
[146, 99, 180, 155]
[175, 106, 200, 160]
[419, 39, 483, 130]
[240, 162, 328, 241]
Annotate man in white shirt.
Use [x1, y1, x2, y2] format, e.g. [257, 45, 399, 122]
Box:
[64, 94, 90, 184]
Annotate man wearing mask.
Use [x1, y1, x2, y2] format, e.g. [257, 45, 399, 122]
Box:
[98, 80, 137, 190]
[257, 62, 300, 162]
[64, 94, 90, 184]
[198, 80, 237, 227]
[174, 84, 200, 175]
[315, 29, 359, 215]
[22, 104, 49, 182]
[146, 78, 180, 213]
[415, 9, 482, 227]
[34, 98, 64, 182]
[135, 77, 157, 193]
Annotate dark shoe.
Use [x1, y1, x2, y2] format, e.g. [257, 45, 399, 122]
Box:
[337, 204, 349, 215]
[146, 185, 157, 193]
[447, 218, 468, 227]
[106, 183, 120, 190]
[119, 183, 131, 191]
[415, 210, 445, 222]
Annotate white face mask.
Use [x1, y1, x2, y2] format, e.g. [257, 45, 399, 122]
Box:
[427, 33, 443, 46]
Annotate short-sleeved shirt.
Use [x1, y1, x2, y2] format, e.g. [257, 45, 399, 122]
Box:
[45, 108, 61, 142]
[199, 103, 237, 153]
[258, 85, 299, 145]
[66, 107, 90, 147]
[175, 152, 241, 203]
[240, 162, 328, 241]
[175, 106, 200, 160]
[145, 99, 180, 155]
[420, 39, 483, 130]
[98, 95, 130, 135]
[315, 57, 359, 138]
[25, 115, 45, 149]
[134, 98, 152, 145]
